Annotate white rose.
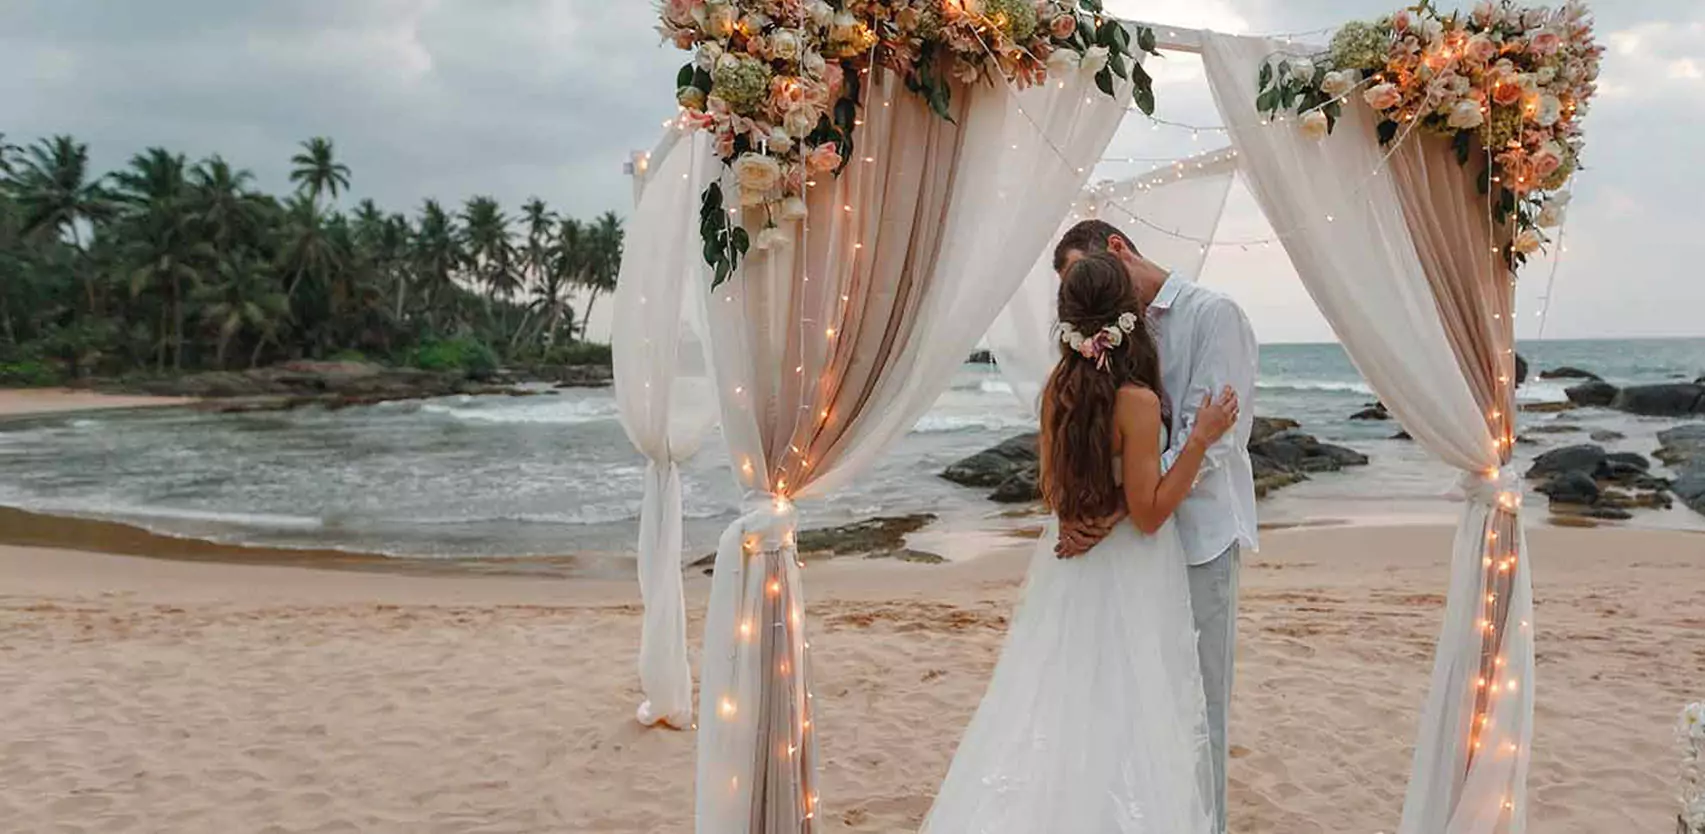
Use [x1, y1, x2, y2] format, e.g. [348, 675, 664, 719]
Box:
[695, 43, 723, 72]
[1447, 99, 1486, 129]
[1080, 46, 1110, 75]
[716, 53, 741, 74]
[1320, 70, 1355, 98]
[1472, 0, 1494, 24]
[806, 0, 834, 28]
[705, 2, 737, 38]
[1300, 109, 1330, 141]
[1512, 228, 1544, 255]
[783, 105, 817, 138]
[778, 196, 809, 222]
[1421, 18, 1444, 41]
[732, 153, 783, 199]
[1537, 66, 1557, 85]
[1535, 93, 1562, 126]
[1536, 202, 1566, 228]
[1047, 47, 1080, 72]
[767, 127, 794, 153]
[802, 51, 827, 78]
[1523, 6, 1550, 29]
[1286, 57, 1315, 85]
[754, 226, 792, 251]
[770, 31, 802, 63]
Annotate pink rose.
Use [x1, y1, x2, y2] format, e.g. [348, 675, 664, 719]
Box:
[1466, 33, 1497, 63]
[823, 62, 846, 96]
[1393, 9, 1411, 31]
[1363, 83, 1403, 110]
[806, 143, 843, 172]
[1531, 142, 1564, 177]
[1530, 30, 1562, 56]
[663, 0, 700, 25]
[1050, 14, 1076, 39]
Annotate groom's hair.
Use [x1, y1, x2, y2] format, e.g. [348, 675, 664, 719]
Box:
[1053, 220, 1139, 272]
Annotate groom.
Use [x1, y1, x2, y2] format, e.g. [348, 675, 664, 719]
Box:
[1053, 220, 1258, 833]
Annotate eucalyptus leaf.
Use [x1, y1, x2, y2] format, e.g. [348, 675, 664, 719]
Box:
[677, 64, 695, 89]
[1095, 67, 1115, 98]
[1258, 62, 1274, 91]
[1137, 26, 1157, 54]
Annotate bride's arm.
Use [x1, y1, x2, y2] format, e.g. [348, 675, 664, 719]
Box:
[1118, 386, 1238, 535]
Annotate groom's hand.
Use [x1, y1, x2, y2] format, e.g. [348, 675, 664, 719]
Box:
[1056, 512, 1123, 559]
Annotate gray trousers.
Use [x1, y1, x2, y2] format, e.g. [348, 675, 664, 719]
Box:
[1188, 544, 1240, 834]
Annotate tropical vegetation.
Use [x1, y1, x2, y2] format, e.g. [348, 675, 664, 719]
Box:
[0, 132, 622, 384]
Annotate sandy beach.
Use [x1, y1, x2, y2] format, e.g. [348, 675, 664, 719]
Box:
[2, 521, 1698, 833]
[0, 389, 194, 419]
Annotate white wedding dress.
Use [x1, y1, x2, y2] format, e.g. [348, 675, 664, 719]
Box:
[922, 432, 1214, 834]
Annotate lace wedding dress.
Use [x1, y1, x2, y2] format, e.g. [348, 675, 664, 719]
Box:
[921, 434, 1214, 834]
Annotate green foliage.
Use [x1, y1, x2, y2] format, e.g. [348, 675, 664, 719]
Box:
[0, 132, 623, 377]
[0, 359, 62, 387]
[411, 338, 499, 377]
[531, 341, 611, 367]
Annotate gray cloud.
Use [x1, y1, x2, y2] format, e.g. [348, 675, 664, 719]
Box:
[3, 0, 1698, 341]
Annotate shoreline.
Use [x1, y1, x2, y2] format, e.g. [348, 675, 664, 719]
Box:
[0, 387, 195, 420]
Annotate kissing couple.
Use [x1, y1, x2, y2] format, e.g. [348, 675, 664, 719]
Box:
[923, 220, 1260, 833]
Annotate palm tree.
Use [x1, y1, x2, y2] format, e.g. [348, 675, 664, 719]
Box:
[577, 211, 623, 341]
[8, 135, 113, 314]
[460, 196, 517, 330]
[189, 155, 267, 251]
[112, 148, 205, 369]
[288, 137, 351, 205]
[412, 198, 463, 334]
[197, 252, 288, 368]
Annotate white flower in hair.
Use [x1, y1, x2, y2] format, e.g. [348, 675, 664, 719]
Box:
[1057, 311, 1142, 372]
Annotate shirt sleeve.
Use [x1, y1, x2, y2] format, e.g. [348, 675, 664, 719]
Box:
[1159, 296, 1259, 474]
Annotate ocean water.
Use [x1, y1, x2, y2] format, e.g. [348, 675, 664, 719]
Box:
[1, 338, 1701, 563]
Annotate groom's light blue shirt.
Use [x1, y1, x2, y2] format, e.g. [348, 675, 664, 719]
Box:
[1149, 272, 1260, 565]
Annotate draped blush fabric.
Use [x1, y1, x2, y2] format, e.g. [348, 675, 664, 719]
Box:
[1389, 131, 1532, 834]
[692, 63, 1132, 833]
[612, 134, 720, 729]
[1203, 32, 1535, 833]
[988, 148, 1237, 415]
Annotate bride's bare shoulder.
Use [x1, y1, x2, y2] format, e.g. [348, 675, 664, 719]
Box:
[1115, 384, 1161, 412]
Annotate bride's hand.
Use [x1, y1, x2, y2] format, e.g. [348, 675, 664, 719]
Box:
[1190, 387, 1240, 446]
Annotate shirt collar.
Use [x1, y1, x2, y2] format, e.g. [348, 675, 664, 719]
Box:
[1147, 271, 1188, 314]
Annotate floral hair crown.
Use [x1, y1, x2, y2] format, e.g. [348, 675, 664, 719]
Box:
[1055, 312, 1140, 372]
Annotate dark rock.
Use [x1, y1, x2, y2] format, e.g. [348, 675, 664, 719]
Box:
[989, 467, 1040, 504]
[1611, 383, 1705, 417]
[1540, 366, 1602, 381]
[1525, 444, 1607, 480]
[1551, 503, 1634, 521]
[1598, 487, 1673, 511]
[1251, 453, 1308, 498]
[1535, 471, 1601, 505]
[1564, 380, 1619, 408]
[1522, 401, 1578, 414]
[942, 433, 1038, 488]
[966, 349, 995, 365]
[1529, 424, 1581, 434]
[1391, 429, 1413, 440]
[1250, 416, 1300, 445]
[1250, 430, 1368, 473]
[695, 515, 940, 570]
[1589, 430, 1626, 442]
[1654, 424, 1705, 468]
[1349, 402, 1390, 421]
[1600, 452, 1651, 478]
[1515, 353, 1529, 387]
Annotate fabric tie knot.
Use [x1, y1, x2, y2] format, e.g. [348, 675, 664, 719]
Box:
[738, 491, 798, 553]
[1456, 467, 1523, 509]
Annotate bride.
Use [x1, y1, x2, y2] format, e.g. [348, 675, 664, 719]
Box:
[922, 252, 1239, 833]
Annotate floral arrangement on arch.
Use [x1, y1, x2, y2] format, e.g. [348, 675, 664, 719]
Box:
[1253, 0, 1602, 268]
[658, 0, 1160, 287]
[1683, 702, 1705, 834]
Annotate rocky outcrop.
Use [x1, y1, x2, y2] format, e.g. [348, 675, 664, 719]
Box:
[1349, 402, 1390, 421]
[692, 514, 942, 572]
[943, 416, 1366, 504]
[1589, 430, 1626, 442]
[1540, 366, 1602, 381]
[1564, 380, 1619, 407]
[1525, 443, 1673, 519]
[1656, 425, 1705, 517]
[1610, 383, 1705, 417]
[101, 360, 554, 412]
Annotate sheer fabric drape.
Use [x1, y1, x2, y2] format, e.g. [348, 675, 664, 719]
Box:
[691, 63, 1130, 833]
[1203, 32, 1534, 833]
[987, 148, 1237, 414]
[612, 134, 720, 729]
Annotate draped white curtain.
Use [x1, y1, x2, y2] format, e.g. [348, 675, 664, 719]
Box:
[686, 63, 1131, 832]
[988, 147, 1238, 414]
[1204, 32, 1534, 833]
[612, 134, 720, 729]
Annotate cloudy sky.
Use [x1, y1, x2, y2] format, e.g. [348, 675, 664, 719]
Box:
[4, 0, 1699, 342]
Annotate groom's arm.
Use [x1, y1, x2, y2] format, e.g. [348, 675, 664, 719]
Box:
[1160, 298, 1258, 476]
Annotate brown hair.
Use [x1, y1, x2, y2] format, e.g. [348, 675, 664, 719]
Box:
[1053, 219, 1139, 273]
[1039, 252, 1165, 522]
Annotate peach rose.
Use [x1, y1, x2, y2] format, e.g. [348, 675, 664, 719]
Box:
[1493, 80, 1525, 106]
[1530, 30, 1562, 56]
[1363, 83, 1403, 110]
[1050, 14, 1076, 39]
[806, 143, 843, 172]
[1466, 33, 1498, 63]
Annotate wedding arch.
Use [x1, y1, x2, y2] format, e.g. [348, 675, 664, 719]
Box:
[613, 4, 1598, 832]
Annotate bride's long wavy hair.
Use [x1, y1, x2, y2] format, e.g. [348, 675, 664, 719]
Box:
[1040, 252, 1166, 522]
